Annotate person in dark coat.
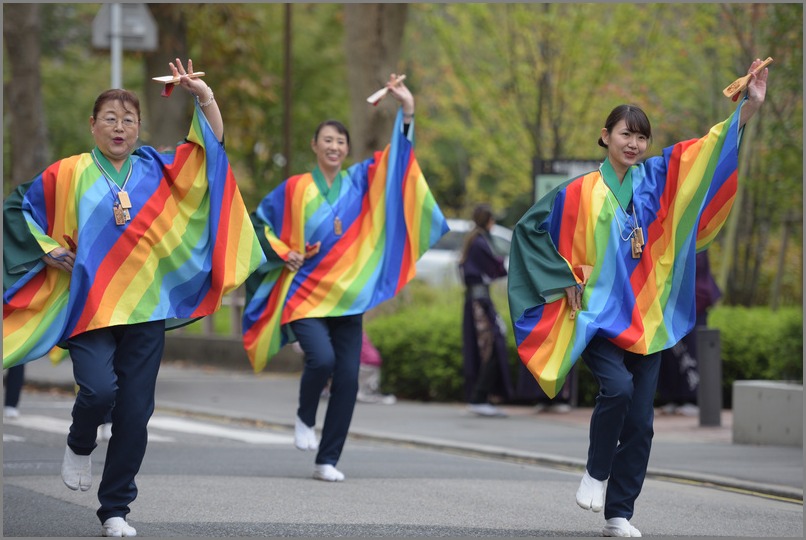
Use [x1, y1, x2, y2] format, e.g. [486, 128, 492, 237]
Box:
[460, 204, 513, 417]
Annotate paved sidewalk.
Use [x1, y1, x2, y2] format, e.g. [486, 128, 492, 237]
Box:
[18, 357, 803, 502]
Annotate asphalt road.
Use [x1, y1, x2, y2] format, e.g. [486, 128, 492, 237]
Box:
[3, 390, 803, 538]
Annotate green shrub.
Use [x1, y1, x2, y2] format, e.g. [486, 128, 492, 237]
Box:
[709, 306, 803, 406]
[365, 288, 465, 401]
[366, 281, 803, 408]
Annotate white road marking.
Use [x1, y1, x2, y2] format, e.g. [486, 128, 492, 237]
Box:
[146, 416, 293, 444]
[3, 415, 173, 442]
[4, 414, 292, 445]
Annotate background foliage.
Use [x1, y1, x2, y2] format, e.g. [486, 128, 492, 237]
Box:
[4, 3, 801, 308]
[364, 282, 803, 407]
[3, 3, 802, 315]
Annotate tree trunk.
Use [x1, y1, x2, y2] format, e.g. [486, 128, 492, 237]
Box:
[142, 3, 190, 150]
[3, 4, 49, 187]
[344, 4, 408, 162]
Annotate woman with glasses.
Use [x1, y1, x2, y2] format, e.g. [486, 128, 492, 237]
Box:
[3, 58, 264, 537]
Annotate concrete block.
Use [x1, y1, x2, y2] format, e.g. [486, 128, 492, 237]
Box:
[732, 381, 803, 447]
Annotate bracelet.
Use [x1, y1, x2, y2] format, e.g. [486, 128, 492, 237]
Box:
[196, 88, 215, 107]
[403, 112, 414, 118]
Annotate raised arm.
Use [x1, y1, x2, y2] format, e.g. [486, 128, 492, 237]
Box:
[739, 58, 768, 128]
[171, 58, 224, 142]
[385, 73, 415, 125]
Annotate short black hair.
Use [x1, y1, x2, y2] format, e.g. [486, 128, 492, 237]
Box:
[598, 104, 652, 148]
[313, 119, 350, 148]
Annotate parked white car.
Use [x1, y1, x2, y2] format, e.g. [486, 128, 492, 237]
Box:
[414, 218, 513, 287]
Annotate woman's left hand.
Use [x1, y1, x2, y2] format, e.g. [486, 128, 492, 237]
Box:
[168, 58, 224, 141]
[738, 58, 769, 127]
[745, 58, 768, 105]
[385, 73, 414, 116]
[170, 58, 211, 102]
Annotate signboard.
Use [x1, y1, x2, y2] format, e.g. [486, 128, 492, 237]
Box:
[92, 3, 158, 51]
[532, 158, 601, 203]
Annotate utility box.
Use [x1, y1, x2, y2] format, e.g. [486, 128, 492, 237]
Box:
[732, 381, 803, 447]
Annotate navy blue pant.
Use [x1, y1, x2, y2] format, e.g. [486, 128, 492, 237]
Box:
[290, 315, 362, 466]
[5, 364, 25, 408]
[582, 336, 661, 520]
[66, 321, 164, 523]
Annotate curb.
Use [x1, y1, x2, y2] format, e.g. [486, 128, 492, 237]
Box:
[154, 402, 804, 505]
[19, 375, 804, 506]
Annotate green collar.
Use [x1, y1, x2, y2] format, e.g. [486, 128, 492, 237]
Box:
[600, 158, 634, 210]
[312, 167, 346, 205]
[92, 147, 132, 188]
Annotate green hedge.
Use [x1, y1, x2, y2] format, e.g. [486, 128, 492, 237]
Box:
[709, 306, 803, 406]
[365, 282, 803, 407]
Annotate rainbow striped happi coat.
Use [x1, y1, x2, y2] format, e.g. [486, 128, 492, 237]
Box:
[508, 104, 745, 398]
[242, 110, 448, 372]
[3, 105, 266, 368]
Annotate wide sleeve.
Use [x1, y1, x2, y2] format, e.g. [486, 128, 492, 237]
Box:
[507, 179, 578, 325]
[3, 159, 78, 368]
[3, 181, 51, 292]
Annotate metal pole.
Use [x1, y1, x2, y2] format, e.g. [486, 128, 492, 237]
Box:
[111, 3, 122, 89]
[696, 326, 722, 427]
[282, 4, 292, 180]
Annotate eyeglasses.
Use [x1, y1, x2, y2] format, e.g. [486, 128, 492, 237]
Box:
[98, 117, 139, 129]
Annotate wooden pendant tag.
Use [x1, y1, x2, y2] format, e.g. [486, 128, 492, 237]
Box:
[113, 204, 127, 226]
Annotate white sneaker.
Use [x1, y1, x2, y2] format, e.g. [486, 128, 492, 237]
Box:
[102, 517, 137, 537]
[98, 423, 113, 441]
[313, 464, 345, 482]
[660, 403, 677, 415]
[675, 403, 699, 417]
[467, 403, 507, 417]
[294, 416, 318, 451]
[603, 517, 641, 537]
[575, 470, 605, 512]
[357, 392, 397, 405]
[4, 406, 20, 419]
[61, 446, 92, 491]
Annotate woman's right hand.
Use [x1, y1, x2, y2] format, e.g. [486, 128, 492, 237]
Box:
[564, 284, 583, 312]
[285, 250, 305, 272]
[42, 247, 75, 273]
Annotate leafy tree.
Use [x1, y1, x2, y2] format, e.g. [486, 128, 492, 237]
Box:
[4, 3, 801, 307]
[344, 3, 409, 162]
[3, 4, 49, 188]
[716, 4, 803, 307]
[181, 3, 350, 207]
[142, 3, 191, 150]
